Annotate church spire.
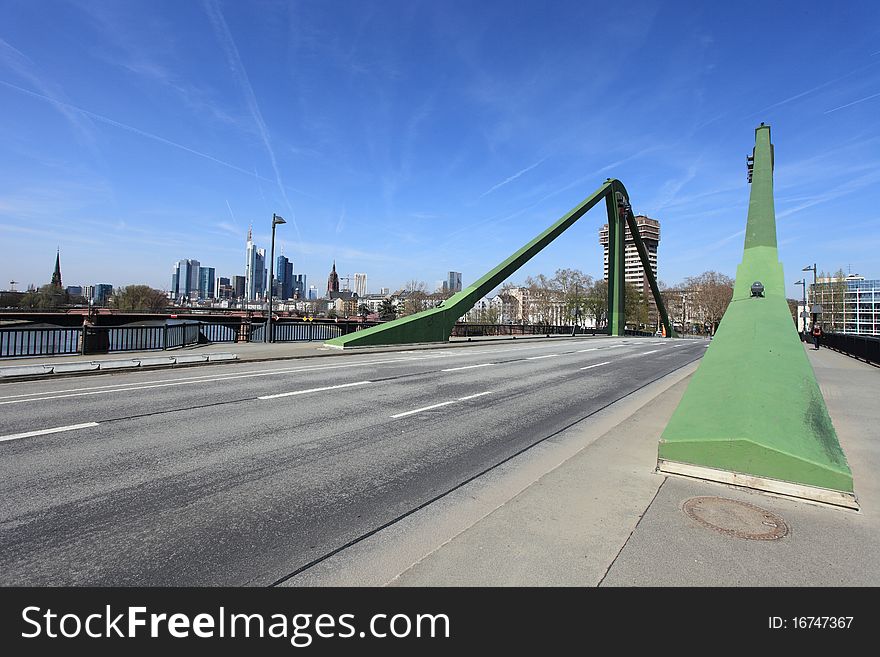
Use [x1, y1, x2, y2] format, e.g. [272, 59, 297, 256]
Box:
[51, 248, 62, 289]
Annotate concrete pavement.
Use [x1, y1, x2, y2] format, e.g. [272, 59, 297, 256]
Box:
[291, 342, 878, 587]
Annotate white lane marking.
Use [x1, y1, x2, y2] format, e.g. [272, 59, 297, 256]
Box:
[0, 422, 100, 444]
[526, 354, 559, 360]
[258, 380, 371, 400]
[391, 400, 457, 419]
[441, 363, 495, 372]
[642, 350, 660, 355]
[580, 361, 612, 370]
[391, 390, 492, 418]
[458, 391, 493, 401]
[577, 348, 599, 352]
[0, 354, 456, 405]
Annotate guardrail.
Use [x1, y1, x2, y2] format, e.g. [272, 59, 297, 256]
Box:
[0, 326, 81, 357]
[821, 332, 880, 366]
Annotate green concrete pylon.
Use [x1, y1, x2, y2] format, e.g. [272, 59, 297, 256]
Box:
[657, 125, 856, 508]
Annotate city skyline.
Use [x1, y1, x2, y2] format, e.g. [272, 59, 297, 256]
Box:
[2, 2, 880, 296]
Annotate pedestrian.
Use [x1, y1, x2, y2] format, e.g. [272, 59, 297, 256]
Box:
[811, 323, 822, 350]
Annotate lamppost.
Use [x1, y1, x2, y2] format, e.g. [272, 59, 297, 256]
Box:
[266, 213, 286, 342]
[795, 279, 806, 338]
[571, 282, 579, 336]
[802, 263, 817, 330]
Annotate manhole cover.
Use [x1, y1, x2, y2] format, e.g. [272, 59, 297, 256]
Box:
[682, 496, 788, 540]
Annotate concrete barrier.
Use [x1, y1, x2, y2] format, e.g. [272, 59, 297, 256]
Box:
[173, 354, 209, 364]
[51, 362, 100, 373]
[0, 364, 54, 377]
[96, 359, 140, 370]
[206, 353, 238, 362]
[136, 356, 176, 367]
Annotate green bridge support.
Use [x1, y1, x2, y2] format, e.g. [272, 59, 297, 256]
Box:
[324, 179, 672, 348]
[657, 125, 856, 508]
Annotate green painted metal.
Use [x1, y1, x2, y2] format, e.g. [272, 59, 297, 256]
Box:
[325, 178, 672, 348]
[619, 194, 674, 338]
[658, 125, 853, 496]
[606, 185, 625, 336]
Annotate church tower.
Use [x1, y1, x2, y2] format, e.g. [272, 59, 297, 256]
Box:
[326, 260, 340, 297]
[50, 249, 62, 289]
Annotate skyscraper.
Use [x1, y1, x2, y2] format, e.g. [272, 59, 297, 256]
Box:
[232, 275, 246, 299]
[245, 227, 266, 301]
[293, 274, 307, 300]
[198, 266, 215, 300]
[171, 259, 200, 301]
[447, 272, 462, 294]
[353, 273, 367, 297]
[93, 284, 113, 305]
[599, 215, 660, 296]
[276, 255, 294, 300]
[327, 261, 340, 297]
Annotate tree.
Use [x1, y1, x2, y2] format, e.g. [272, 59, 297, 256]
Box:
[585, 280, 608, 329]
[624, 283, 650, 328]
[378, 298, 397, 321]
[786, 298, 799, 327]
[357, 304, 370, 319]
[111, 285, 169, 312]
[684, 271, 734, 334]
[400, 281, 428, 317]
[19, 284, 68, 310]
[551, 268, 593, 325]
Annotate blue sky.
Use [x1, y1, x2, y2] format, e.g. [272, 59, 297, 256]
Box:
[1, 0, 879, 298]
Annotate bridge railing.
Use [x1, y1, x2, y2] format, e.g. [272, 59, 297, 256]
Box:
[0, 326, 81, 357]
[821, 332, 880, 366]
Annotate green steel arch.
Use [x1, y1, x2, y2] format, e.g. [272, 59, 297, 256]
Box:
[325, 179, 672, 348]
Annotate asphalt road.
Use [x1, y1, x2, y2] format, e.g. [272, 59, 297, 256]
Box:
[0, 336, 707, 585]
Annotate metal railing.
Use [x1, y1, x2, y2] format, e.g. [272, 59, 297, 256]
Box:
[198, 322, 241, 343]
[0, 326, 81, 357]
[821, 332, 880, 366]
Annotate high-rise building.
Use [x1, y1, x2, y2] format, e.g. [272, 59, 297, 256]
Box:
[82, 285, 95, 303]
[232, 275, 246, 299]
[171, 259, 200, 301]
[65, 285, 82, 296]
[245, 227, 266, 300]
[276, 255, 294, 300]
[308, 285, 317, 300]
[379, 287, 390, 296]
[215, 276, 232, 300]
[353, 273, 367, 297]
[447, 271, 462, 294]
[292, 274, 307, 300]
[51, 249, 62, 289]
[599, 215, 660, 296]
[93, 284, 113, 305]
[198, 267, 215, 300]
[327, 261, 340, 297]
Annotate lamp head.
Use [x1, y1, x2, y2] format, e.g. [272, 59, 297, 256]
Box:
[750, 281, 765, 298]
[273, 215, 286, 226]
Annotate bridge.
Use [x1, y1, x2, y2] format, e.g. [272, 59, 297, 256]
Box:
[0, 126, 875, 586]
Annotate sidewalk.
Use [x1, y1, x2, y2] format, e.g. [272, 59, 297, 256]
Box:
[286, 343, 878, 587]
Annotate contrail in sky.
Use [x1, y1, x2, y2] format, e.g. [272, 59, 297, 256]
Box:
[478, 157, 548, 199]
[202, 0, 302, 242]
[0, 78, 268, 179]
[825, 91, 880, 114]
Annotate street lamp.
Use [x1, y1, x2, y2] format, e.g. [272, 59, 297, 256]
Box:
[802, 263, 817, 329]
[266, 213, 286, 342]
